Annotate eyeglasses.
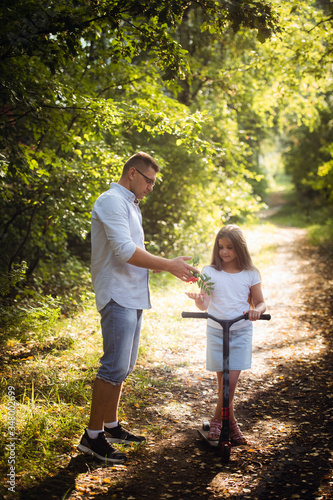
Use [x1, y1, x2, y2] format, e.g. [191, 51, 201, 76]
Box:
[135, 168, 155, 187]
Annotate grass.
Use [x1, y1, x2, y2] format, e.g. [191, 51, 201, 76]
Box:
[0, 307, 102, 494]
[307, 220, 333, 255]
[0, 277, 190, 496]
[268, 202, 333, 253]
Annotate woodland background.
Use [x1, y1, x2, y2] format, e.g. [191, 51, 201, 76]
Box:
[1, 0, 333, 336]
[0, 0, 333, 332]
[1, 1, 333, 497]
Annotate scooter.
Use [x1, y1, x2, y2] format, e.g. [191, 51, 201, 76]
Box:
[181, 311, 271, 463]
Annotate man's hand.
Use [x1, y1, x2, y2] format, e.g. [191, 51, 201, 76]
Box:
[168, 256, 200, 281]
[127, 248, 199, 279]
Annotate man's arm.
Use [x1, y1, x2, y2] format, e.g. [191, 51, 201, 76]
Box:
[127, 246, 199, 281]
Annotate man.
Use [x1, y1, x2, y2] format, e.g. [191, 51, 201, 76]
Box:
[77, 152, 198, 463]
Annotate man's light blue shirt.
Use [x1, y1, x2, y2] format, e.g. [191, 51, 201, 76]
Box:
[91, 183, 151, 311]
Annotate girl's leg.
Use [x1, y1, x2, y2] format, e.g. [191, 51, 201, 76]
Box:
[213, 370, 241, 422]
[211, 369, 247, 444]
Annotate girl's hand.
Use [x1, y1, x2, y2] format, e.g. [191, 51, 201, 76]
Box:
[244, 309, 261, 321]
[185, 292, 205, 302]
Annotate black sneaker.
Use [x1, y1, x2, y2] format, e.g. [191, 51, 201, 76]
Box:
[77, 430, 126, 463]
[104, 423, 146, 444]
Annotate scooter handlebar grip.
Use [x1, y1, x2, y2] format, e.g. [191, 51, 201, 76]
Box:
[181, 312, 208, 319]
[244, 313, 271, 320]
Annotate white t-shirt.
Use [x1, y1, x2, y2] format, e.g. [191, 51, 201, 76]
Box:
[202, 265, 261, 330]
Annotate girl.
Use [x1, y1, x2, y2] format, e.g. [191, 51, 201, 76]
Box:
[186, 224, 266, 444]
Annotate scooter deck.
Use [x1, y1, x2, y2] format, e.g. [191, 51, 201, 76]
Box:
[197, 428, 219, 448]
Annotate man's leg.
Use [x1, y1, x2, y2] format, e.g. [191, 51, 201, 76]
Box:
[101, 307, 146, 444]
[78, 301, 145, 459]
[77, 376, 126, 463]
[88, 378, 123, 431]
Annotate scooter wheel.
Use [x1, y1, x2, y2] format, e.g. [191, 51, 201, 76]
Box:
[221, 442, 231, 463]
[203, 421, 210, 431]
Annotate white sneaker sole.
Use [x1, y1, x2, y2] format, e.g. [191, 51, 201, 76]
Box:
[105, 435, 146, 445]
[77, 443, 126, 463]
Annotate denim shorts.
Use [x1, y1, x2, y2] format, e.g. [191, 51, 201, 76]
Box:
[97, 299, 143, 385]
[206, 323, 253, 372]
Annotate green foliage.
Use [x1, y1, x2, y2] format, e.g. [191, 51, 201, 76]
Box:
[282, 101, 333, 207]
[196, 273, 215, 295]
[0, 261, 62, 343]
[3, 0, 333, 337]
[189, 257, 214, 294]
[0, 291, 61, 342]
[307, 218, 333, 255]
[0, 262, 27, 297]
[0, 0, 279, 343]
[239, 0, 333, 230]
[0, 0, 278, 275]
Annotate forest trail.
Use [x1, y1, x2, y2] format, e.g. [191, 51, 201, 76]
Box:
[24, 223, 333, 500]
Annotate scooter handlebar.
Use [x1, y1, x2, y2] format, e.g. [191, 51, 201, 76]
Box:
[181, 312, 271, 321]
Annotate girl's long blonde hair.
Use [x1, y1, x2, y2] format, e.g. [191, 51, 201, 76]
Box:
[210, 224, 259, 306]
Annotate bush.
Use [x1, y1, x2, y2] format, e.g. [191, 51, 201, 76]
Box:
[0, 292, 61, 342]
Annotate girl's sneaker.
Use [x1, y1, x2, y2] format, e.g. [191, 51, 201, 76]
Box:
[208, 418, 221, 441]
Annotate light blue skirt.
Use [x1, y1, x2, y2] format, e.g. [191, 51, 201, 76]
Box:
[206, 324, 253, 372]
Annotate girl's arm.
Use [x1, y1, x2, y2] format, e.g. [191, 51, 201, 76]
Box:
[185, 292, 210, 311]
[244, 283, 266, 320]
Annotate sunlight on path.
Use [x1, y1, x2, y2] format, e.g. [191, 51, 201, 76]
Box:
[250, 226, 326, 375]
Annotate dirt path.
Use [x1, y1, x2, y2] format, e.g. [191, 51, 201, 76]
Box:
[24, 224, 333, 500]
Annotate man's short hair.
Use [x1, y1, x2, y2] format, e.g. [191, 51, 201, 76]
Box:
[123, 152, 160, 175]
